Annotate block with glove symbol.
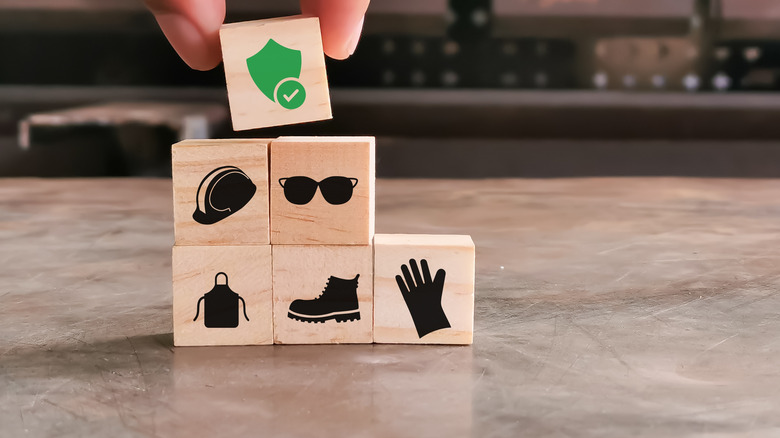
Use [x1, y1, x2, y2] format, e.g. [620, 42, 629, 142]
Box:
[373, 234, 475, 345]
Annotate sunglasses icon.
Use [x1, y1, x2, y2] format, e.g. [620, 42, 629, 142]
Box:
[279, 176, 359, 205]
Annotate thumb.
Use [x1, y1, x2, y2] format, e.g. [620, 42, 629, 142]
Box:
[145, 0, 226, 71]
[301, 0, 370, 60]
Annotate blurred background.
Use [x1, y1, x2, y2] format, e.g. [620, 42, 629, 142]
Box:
[2, 0, 780, 178]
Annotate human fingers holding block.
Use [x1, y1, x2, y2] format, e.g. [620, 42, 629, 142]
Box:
[145, 0, 370, 70]
[149, 2, 367, 130]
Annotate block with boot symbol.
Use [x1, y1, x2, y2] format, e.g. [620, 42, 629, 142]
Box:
[270, 136, 375, 245]
[273, 245, 373, 344]
[373, 234, 475, 345]
[173, 245, 273, 346]
[173, 139, 270, 246]
[220, 16, 332, 131]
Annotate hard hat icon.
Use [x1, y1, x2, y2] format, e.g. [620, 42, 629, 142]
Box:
[247, 39, 306, 110]
[193, 166, 257, 225]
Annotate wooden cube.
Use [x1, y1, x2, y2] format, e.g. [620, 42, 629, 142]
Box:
[172, 139, 270, 246]
[273, 245, 373, 344]
[173, 245, 273, 346]
[270, 136, 375, 245]
[220, 16, 332, 131]
[373, 234, 475, 345]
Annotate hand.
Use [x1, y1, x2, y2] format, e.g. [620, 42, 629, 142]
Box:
[395, 259, 451, 338]
[144, 0, 370, 70]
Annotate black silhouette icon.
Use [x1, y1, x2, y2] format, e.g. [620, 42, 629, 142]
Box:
[288, 274, 361, 323]
[193, 166, 256, 225]
[278, 176, 358, 205]
[194, 272, 249, 328]
[395, 259, 450, 338]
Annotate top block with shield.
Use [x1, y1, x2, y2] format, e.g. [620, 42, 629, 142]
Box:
[220, 16, 332, 131]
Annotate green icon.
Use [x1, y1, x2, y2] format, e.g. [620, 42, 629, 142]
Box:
[246, 39, 306, 110]
[275, 79, 306, 110]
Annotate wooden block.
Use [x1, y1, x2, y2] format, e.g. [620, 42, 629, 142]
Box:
[270, 136, 375, 245]
[173, 245, 273, 346]
[373, 234, 475, 345]
[273, 245, 373, 344]
[172, 139, 270, 246]
[220, 16, 332, 131]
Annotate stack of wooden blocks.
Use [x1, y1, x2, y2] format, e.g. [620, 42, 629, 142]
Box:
[171, 16, 475, 347]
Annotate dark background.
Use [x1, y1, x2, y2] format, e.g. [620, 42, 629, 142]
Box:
[3, 0, 780, 177]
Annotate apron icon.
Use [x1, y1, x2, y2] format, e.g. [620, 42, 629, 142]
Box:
[193, 273, 250, 328]
[246, 39, 306, 110]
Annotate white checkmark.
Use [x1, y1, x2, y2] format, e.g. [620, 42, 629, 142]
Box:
[283, 89, 299, 102]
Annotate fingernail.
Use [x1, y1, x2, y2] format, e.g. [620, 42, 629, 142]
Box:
[345, 17, 365, 57]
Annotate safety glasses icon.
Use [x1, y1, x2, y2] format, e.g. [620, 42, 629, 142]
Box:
[279, 176, 359, 205]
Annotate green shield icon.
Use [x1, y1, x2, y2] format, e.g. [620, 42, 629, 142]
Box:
[246, 39, 306, 110]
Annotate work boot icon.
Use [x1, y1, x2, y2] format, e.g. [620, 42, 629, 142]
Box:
[246, 39, 306, 110]
[288, 275, 361, 323]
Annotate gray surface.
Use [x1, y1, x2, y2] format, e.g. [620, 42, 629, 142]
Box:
[2, 178, 780, 437]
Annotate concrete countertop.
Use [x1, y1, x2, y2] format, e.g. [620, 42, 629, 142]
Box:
[2, 177, 779, 437]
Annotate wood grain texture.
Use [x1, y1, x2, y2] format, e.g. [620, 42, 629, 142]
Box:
[270, 136, 375, 245]
[173, 245, 273, 346]
[273, 245, 373, 344]
[172, 139, 270, 246]
[220, 16, 332, 131]
[373, 234, 475, 345]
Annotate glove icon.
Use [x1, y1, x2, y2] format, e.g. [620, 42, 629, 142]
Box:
[246, 39, 306, 110]
[395, 259, 451, 338]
